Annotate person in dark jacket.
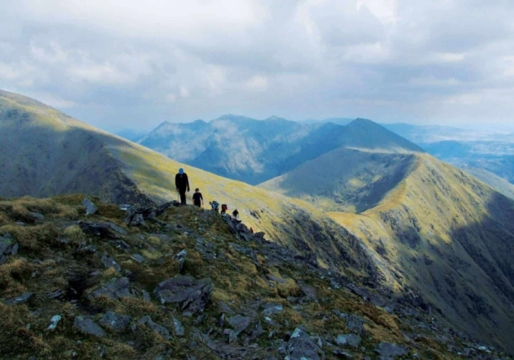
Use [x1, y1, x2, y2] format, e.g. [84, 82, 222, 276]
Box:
[175, 168, 190, 205]
[192, 188, 203, 207]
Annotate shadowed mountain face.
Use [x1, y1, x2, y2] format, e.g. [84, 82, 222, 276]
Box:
[138, 116, 423, 185]
[265, 146, 514, 352]
[0, 90, 377, 281]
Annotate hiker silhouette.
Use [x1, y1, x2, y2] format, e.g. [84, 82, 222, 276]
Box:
[175, 168, 190, 205]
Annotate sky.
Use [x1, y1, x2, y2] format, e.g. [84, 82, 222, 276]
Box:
[1, 0, 514, 132]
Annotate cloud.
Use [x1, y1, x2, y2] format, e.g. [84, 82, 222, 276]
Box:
[1, 0, 514, 130]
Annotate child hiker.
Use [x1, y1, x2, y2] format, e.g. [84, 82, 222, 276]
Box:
[193, 188, 204, 207]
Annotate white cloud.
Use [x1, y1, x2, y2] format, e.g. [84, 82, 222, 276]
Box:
[245, 75, 269, 91]
[1, 0, 514, 129]
[180, 86, 190, 98]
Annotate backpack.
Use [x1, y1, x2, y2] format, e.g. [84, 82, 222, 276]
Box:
[221, 204, 228, 213]
[211, 201, 219, 211]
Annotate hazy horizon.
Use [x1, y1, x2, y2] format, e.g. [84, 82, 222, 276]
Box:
[2, 1, 514, 132]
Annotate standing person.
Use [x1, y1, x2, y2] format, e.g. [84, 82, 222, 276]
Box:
[193, 188, 203, 207]
[232, 209, 239, 219]
[175, 168, 190, 205]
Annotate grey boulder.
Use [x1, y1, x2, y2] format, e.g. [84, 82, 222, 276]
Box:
[73, 316, 106, 338]
[99, 311, 132, 332]
[154, 275, 213, 314]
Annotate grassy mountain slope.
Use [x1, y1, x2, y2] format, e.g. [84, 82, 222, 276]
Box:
[0, 90, 374, 280]
[460, 167, 514, 200]
[327, 154, 514, 353]
[1, 196, 497, 359]
[260, 148, 417, 213]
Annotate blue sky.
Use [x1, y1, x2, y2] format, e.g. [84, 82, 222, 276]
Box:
[1, 0, 514, 131]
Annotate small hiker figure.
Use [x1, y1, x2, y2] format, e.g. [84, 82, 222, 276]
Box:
[210, 201, 219, 213]
[175, 168, 190, 205]
[232, 209, 239, 219]
[221, 204, 228, 214]
[250, 227, 254, 234]
[192, 188, 203, 207]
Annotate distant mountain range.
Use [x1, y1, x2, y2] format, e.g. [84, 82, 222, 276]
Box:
[137, 115, 422, 185]
[129, 117, 514, 200]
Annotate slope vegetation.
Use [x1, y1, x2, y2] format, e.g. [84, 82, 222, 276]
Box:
[261, 148, 417, 213]
[1, 196, 499, 359]
[327, 154, 514, 353]
[0, 90, 374, 280]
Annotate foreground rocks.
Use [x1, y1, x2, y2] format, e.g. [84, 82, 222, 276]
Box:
[0, 197, 511, 359]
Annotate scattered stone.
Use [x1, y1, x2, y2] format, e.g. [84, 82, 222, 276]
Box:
[131, 254, 145, 263]
[286, 327, 324, 360]
[142, 290, 151, 302]
[335, 334, 362, 348]
[29, 212, 45, 221]
[82, 198, 98, 216]
[5, 292, 34, 305]
[154, 275, 213, 314]
[99, 311, 132, 332]
[101, 253, 121, 273]
[220, 302, 236, 315]
[333, 348, 353, 358]
[173, 249, 188, 273]
[375, 343, 409, 359]
[47, 315, 62, 330]
[333, 311, 366, 335]
[119, 204, 131, 211]
[47, 289, 65, 300]
[89, 277, 132, 300]
[107, 222, 127, 235]
[0, 235, 18, 265]
[73, 316, 106, 338]
[15, 222, 25, 226]
[227, 315, 252, 341]
[134, 316, 171, 339]
[262, 303, 283, 316]
[195, 313, 207, 326]
[78, 221, 118, 239]
[173, 317, 185, 336]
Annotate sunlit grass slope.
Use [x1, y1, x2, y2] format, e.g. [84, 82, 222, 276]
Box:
[329, 154, 514, 353]
[0, 90, 374, 279]
[261, 147, 417, 213]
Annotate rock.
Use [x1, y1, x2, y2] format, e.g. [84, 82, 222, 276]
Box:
[173, 317, 185, 336]
[101, 253, 121, 273]
[154, 275, 213, 314]
[227, 315, 252, 341]
[173, 249, 187, 273]
[89, 277, 132, 300]
[29, 212, 45, 221]
[375, 343, 409, 359]
[78, 221, 118, 239]
[73, 316, 106, 338]
[107, 222, 127, 235]
[333, 348, 353, 358]
[131, 254, 145, 263]
[135, 316, 171, 339]
[262, 303, 283, 316]
[99, 311, 132, 332]
[0, 235, 18, 265]
[48, 315, 62, 330]
[220, 302, 236, 315]
[142, 290, 151, 302]
[82, 198, 98, 216]
[286, 327, 324, 360]
[335, 334, 362, 348]
[47, 289, 65, 300]
[5, 292, 34, 305]
[333, 311, 366, 335]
